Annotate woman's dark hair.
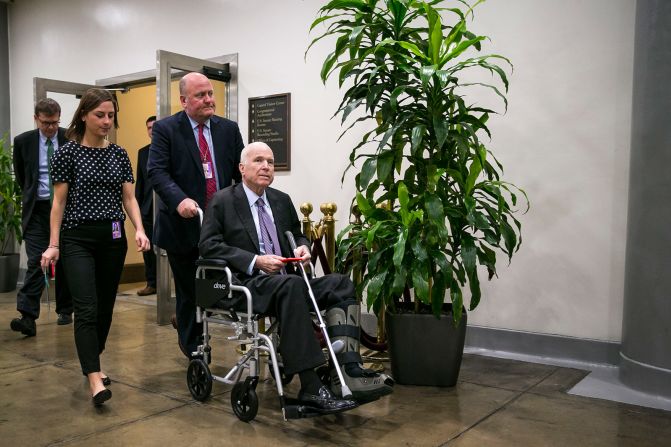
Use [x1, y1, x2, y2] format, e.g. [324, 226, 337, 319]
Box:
[65, 88, 119, 142]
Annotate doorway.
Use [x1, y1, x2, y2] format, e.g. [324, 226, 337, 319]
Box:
[33, 51, 238, 325]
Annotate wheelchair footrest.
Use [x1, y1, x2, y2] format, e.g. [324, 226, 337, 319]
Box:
[282, 397, 355, 419]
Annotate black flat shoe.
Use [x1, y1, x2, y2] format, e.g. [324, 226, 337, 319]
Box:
[297, 386, 358, 413]
[92, 389, 112, 406]
[102, 376, 111, 386]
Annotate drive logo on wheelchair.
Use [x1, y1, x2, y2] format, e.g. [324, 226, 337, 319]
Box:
[195, 277, 231, 308]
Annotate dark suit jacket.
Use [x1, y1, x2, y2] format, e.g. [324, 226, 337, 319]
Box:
[135, 144, 152, 220]
[198, 183, 310, 280]
[12, 128, 67, 232]
[147, 111, 244, 253]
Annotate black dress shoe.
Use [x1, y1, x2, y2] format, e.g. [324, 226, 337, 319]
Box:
[102, 376, 111, 386]
[92, 389, 112, 406]
[297, 386, 358, 413]
[10, 315, 36, 337]
[57, 313, 73, 325]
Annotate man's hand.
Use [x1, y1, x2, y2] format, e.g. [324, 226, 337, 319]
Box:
[255, 254, 285, 274]
[294, 245, 311, 267]
[177, 198, 199, 218]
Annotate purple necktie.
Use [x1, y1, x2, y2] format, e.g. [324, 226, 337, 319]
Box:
[257, 198, 282, 257]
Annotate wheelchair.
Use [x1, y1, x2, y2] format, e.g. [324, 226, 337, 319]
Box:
[186, 258, 355, 422]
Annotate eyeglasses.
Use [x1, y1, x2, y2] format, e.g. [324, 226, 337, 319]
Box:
[37, 118, 60, 128]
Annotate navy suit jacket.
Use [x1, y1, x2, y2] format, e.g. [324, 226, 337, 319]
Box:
[147, 111, 244, 253]
[134, 144, 152, 220]
[12, 128, 67, 232]
[198, 183, 310, 279]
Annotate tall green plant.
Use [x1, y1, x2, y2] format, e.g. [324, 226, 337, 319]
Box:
[0, 134, 22, 255]
[309, 0, 527, 322]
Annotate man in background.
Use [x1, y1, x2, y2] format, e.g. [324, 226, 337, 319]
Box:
[10, 98, 72, 337]
[135, 115, 157, 296]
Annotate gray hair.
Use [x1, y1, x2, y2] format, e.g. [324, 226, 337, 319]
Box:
[240, 142, 273, 165]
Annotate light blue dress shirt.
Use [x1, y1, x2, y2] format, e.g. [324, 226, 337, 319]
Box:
[37, 131, 58, 200]
[187, 116, 220, 190]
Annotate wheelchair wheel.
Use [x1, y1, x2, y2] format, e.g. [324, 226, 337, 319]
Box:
[231, 382, 259, 422]
[268, 362, 294, 386]
[187, 358, 212, 401]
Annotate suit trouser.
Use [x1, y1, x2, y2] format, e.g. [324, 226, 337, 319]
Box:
[167, 248, 202, 356]
[17, 200, 72, 319]
[241, 273, 356, 375]
[141, 217, 156, 288]
[60, 221, 127, 375]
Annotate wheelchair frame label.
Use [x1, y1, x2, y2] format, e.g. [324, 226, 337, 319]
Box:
[195, 277, 231, 308]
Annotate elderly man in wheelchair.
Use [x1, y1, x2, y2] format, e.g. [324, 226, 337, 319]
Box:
[197, 142, 393, 419]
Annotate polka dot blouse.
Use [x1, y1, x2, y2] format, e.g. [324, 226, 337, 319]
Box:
[50, 141, 134, 230]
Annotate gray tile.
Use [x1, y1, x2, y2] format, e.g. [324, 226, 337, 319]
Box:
[448, 392, 671, 447]
[2, 290, 671, 446]
[529, 366, 590, 397]
[0, 363, 184, 446]
[0, 348, 47, 374]
[459, 353, 558, 391]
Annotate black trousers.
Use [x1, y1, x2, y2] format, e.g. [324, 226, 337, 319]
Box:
[167, 248, 201, 356]
[17, 200, 72, 319]
[241, 273, 356, 375]
[141, 217, 156, 288]
[60, 221, 127, 375]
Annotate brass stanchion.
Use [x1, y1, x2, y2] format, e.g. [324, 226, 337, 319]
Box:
[320, 202, 337, 271]
[300, 202, 314, 243]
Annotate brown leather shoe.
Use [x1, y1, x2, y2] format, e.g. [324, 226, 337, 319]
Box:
[137, 286, 156, 296]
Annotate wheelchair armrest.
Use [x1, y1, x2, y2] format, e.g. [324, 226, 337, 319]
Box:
[196, 258, 229, 268]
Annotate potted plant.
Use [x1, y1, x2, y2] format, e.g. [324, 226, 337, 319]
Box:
[0, 133, 22, 292]
[309, 0, 527, 385]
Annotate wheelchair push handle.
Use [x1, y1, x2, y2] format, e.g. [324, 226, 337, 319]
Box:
[285, 230, 298, 251]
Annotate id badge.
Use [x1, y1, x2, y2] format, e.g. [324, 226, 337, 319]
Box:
[112, 221, 122, 239]
[203, 162, 213, 179]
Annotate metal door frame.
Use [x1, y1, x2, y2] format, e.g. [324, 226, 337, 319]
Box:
[154, 50, 238, 325]
[33, 78, 117, 141]
[35, 52, 239, 325]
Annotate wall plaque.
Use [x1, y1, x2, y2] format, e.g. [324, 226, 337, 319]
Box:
[248, 93, 291, 171]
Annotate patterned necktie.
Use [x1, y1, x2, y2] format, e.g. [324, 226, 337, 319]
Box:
[257, 198, 282, 257]
[46, 138, 54, 203]
[198, 124, 217, 208]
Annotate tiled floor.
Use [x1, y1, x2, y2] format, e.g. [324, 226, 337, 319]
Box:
[2, 283, 670, 446]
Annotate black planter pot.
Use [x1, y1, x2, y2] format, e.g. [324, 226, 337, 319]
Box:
[0, 253, 20, 293]
[385, 303, 467, 387]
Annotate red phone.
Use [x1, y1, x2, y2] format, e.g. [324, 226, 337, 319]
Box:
[281, 257, 303, 263]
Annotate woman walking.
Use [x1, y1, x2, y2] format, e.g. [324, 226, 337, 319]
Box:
[41, 89, 150, 406]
